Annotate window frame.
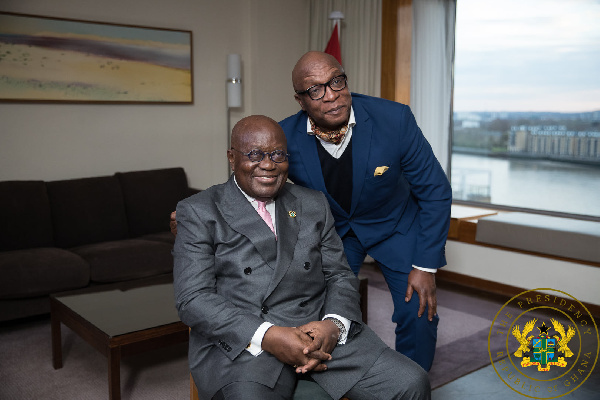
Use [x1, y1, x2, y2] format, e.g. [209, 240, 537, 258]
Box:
[448, 0, 600, 223]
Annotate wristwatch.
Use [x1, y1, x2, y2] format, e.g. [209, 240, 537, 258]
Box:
[324, 317, 347, 342]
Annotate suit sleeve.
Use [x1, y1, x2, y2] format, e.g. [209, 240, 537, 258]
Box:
[316, 192, 364, 331]
[398, 106, 452, 269]
[172, 199, 264, 360]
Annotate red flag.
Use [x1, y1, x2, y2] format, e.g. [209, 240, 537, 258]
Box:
[324, 23, 342, 65]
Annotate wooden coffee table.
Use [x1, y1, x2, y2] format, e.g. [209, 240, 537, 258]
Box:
[50, 275, 188, 400]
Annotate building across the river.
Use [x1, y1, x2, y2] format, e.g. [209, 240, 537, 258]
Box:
[509, 125, 600, 161]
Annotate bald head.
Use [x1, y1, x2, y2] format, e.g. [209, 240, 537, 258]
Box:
[292, 51, 344, 92]
[231, 115, 284, 150]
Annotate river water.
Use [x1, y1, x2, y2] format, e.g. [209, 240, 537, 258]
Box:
[450, 153, 600, 217]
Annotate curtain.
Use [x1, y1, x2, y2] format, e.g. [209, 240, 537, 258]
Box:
[411, 0, 456, 173]
[308, 0, 455, 172]
[308, 0, 382, 97]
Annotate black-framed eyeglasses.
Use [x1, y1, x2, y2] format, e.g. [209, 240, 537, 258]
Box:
[231, 148, 290, 163]
[295, 74, 347, 100]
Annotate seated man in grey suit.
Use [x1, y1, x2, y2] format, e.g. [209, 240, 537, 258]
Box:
[173, 115, 430, 400]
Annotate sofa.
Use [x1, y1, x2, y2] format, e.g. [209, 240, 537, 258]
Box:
[0, 167, 199, 322]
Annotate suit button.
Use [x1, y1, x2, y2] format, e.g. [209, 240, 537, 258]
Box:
[299, 301, 308, 307]
[218, 340, 231, 351]
[261, 305, 269, 314]
[304, 262, 310, 270]
[244, 267, 252, 275]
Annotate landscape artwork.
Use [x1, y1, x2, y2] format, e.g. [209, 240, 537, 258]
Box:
[0, 12, 193, 103]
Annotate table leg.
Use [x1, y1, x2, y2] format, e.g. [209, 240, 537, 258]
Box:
[108, 346, 121, 400]
[51, 301, 63, 369]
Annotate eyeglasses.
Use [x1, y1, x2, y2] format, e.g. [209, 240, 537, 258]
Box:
[295, 74, 347, 100]
[231, 148, 290, 163]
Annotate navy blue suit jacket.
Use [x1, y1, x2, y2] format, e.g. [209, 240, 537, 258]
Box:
[279, 93, 452, 272]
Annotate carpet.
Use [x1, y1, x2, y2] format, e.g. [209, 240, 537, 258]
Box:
[0, 317, 189, 400]
[0, 274, 505, 398]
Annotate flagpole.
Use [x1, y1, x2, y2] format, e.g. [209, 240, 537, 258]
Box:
[328, 11, 344, 45]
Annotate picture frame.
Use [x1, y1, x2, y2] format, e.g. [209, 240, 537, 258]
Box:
[0, 12, 193, 104]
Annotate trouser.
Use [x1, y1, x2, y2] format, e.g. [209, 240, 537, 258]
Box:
[212, 347, 430, 400]
[342, 235, 439, 371]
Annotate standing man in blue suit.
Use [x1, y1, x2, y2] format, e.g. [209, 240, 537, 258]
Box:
[279, 51, 452, 371]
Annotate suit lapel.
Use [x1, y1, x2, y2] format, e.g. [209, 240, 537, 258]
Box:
[294, 115, 348, 217]
[219, 177, 278, 268]
[265, 185, 300, 297]
[350, 99, 373, 214]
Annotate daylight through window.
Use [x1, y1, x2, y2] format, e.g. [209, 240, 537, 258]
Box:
[451, 0, 600, 218]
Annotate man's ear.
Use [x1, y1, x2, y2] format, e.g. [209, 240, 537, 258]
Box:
[294, 94, 306, 111]
[227, 150, 235, 172]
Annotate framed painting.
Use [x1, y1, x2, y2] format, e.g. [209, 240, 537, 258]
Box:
[0, 12, 193, 103]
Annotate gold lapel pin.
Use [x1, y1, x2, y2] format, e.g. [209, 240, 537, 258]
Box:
[288, 211, 296, 218]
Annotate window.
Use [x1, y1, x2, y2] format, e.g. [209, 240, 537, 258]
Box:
[451, 0, 600, 218]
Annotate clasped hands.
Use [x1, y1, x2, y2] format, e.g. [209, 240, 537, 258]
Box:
[261, 320, 340, 374]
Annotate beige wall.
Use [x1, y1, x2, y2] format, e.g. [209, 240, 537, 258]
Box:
[0, 0, 308, 189]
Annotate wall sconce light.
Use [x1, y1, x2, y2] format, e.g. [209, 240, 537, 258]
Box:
[227, 54, 242, 108]
[226, 54, 242, 177]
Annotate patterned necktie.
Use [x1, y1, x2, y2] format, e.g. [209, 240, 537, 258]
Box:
[257, 201, 276, 239]
[309, 117, 348, 145]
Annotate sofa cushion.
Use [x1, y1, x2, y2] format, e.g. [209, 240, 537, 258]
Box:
[140, 231, 176, 245]
[116, 168, 190, 237]
[0, 248, 90, 299]
[72, 239, 174, 283]
[47, 175, 129, 248]
[0, 181, 54, 251]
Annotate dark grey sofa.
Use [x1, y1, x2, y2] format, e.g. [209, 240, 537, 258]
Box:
[0, 167, 198, 322]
